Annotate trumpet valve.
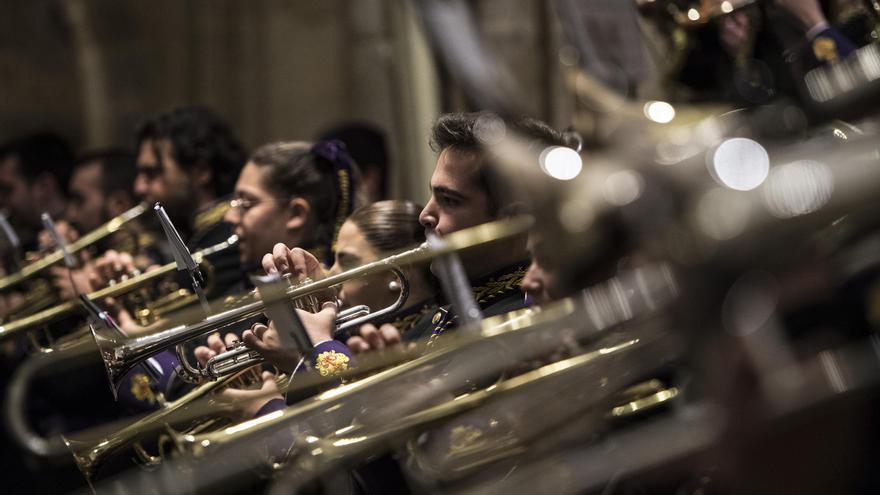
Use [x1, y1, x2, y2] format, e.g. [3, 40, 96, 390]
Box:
[204, 342, 263, 381]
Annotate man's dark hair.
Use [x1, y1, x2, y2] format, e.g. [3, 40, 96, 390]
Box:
[430, 112, 574, 216]
[319, 122, 389, 198]
[2, 132, 75, 192]
[135, 106, 246, 197]
[76, 149, 136, 197]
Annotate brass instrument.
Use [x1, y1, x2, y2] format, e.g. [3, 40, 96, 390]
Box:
[0, 234, 239, 344]
[165, 262, 678, 464]
[0, 203, 148, 293]
[91, 217, 531, 393]
[270, 333, 677, 494]
[635, 0, 759, 28]
[57, 219, 537, 483]
[61, 369, 290, 485]
[2, 236, 243, 462]
[61, 306, 560, 484]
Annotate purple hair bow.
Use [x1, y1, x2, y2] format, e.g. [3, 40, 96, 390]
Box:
[311, 140, 346, 164]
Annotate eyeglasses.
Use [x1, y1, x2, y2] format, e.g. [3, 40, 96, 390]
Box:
[230, 197, 282, 212]
[230, 198, 257, 211]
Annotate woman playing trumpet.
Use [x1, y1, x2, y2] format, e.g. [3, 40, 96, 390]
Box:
[195, 199, 439, 419]
[111, 139, 361, 412]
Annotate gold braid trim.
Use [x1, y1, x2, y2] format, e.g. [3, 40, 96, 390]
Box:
[426, 266, 528, 348]
[392, 303, 439, 333]
[330, 168, 350, 255]
[471, 266, 528, 304]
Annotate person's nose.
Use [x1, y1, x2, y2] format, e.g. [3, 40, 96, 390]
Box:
[419, 197, 438, 232]
[133, 173, 149, 199]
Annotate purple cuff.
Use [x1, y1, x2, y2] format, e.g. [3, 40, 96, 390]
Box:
[255, 397, 287, 417]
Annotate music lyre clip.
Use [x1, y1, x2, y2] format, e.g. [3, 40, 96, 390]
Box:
[0, 211, 22, 270]
[154, 203, 211, 317]
[41, 213, 77, 269]
[252, 273, 314, 358]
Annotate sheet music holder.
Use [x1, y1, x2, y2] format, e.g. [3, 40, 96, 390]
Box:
[154, 203, 211, 317]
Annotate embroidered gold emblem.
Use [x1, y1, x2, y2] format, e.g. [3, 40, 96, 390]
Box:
[315, 350, 350, 377]
[432, 311, 442, 324]
[813, 36, 839, 63]
[130, 373, 156, 404]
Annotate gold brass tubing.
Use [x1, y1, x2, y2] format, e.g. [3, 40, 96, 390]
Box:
[0, 234, 237, 342]
[62, 368, 288, 483]
[0, 203, 148, 292]
[173, 301, 581, 457]
[96, 217, 532, 392]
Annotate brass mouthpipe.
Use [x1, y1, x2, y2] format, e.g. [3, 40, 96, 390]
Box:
[0, 234, 238, 342]
[0, 203, 149, 292]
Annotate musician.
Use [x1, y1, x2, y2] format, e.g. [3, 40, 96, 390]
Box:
[224, 140, 359, 272]
[197, 200, 438, 418]
[0, 132, 74, 336]
[114, 139, 360, 412]
[46, 150, 160, 300]
[679, 0, 860, 103]
[0, 132, 73, 254]
[331, 200, 438, 338]
[92, 106, 246, 291]
[99, 106, 247, 411]
[349, 112, 576, 351]
[65, 150, 139, 234]
[521, 231, 568, 307]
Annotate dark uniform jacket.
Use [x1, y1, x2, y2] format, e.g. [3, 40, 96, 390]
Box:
[118, 201, 243, 411]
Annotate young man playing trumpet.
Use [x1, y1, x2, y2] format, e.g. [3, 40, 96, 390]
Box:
[217, 112, 576, 418]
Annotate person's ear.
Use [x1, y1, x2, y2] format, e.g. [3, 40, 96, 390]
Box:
[285, 197, 310, 231]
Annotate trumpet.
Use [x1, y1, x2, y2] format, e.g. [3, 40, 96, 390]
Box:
[92, 217, 531, 395]
[61, 368, 290, 485]
[2, 236, 241, 462]
[0, 203, 149, 293]
[0, 234, 239, 344]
